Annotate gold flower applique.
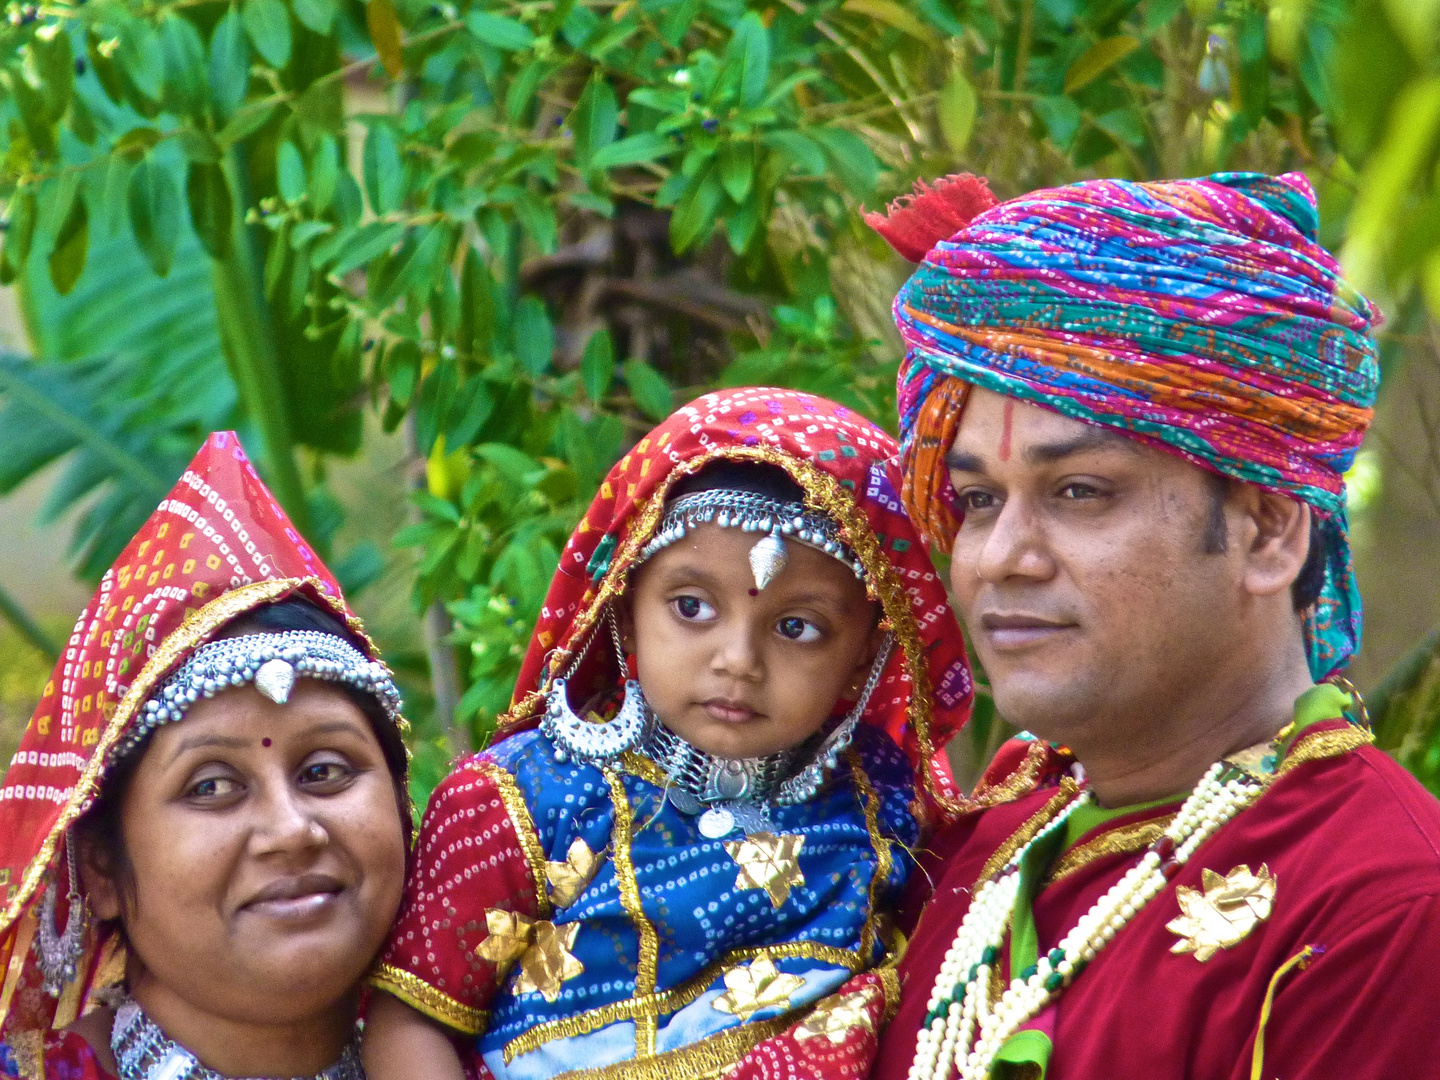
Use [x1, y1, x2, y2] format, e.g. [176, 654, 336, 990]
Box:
[1167, 864, 1277, 962]
[712, 957, 807, 1021]
[724, 832, 806, 908]
[546, 838, 601, 908]
[475, 908, 585, 1002]
[795, 984, 879, 1045]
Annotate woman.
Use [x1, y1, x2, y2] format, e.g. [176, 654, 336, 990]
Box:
[0, 433, 411, 1079]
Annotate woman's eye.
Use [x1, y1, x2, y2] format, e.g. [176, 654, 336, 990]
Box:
[776, 617, 822, 643]
[672, 595, 716, 621]
[186, 775, 242, 801]
[298, 760, 355, 789]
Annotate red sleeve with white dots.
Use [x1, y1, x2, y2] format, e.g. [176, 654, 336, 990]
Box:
[371, 756, 546, 1036]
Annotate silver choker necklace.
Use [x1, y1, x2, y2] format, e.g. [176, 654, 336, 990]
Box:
[110, 998, 363, 1080]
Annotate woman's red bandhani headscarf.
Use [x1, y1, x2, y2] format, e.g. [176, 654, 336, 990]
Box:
[0, 432, 394, 1037]
[496, 387, 974, 818]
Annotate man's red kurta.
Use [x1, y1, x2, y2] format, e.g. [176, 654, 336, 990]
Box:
[872, 726, 1440, 1079]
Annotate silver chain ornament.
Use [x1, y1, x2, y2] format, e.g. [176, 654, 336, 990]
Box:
[35, 830, 87, 997]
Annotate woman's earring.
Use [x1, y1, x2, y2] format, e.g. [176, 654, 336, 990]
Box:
[37, 832, 88, 997]
[542, 610, 649, 769]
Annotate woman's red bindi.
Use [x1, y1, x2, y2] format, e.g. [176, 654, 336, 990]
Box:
[261, 737, 272, 748]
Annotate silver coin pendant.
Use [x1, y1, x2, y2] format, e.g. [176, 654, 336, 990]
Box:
[698, 807, 736, 839]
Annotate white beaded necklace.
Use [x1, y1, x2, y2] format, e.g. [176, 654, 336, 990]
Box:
[908, 759, 1266, 1080]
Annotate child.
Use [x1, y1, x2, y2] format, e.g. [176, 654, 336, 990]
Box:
[364, 388, 973, 1080]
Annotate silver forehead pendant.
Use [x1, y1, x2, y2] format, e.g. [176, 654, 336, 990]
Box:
[748, 532, 788, 590]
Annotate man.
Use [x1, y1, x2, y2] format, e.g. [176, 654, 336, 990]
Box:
[866, 172, 1440, 1080]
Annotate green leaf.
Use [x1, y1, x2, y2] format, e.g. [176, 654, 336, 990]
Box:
[244, 0, 293, 68]
[48, 188, 89, 296]
[372, 224, 451, 307]
[208, 7, 250, 120]
[1380, 0, 1440, 65]
[319, 221, 405, 274]
[10, 77, 56, 159]
[86, 31, 126, 106]
[762, 130, 826, 175]
[186, 161, 234, 259]
[718, 140, 756, 203]
[670, 169, 724, 251]
[161, 13, 210, 118]
[217, 101, 276, 147]
[127, 153, 182, 277]
[466, 10, 536, 50]
[117, 19, 166, 107]
[840, 0, 936, 40]
[459, 246, 497, 359]
[728, 12, 771, 109]
[622, 358, 673, 421]
[513, 194, 557, 255]
[385, 339, 421, 408]
[2, 190, 37, 279]
[938, 68, 978, 153]
[277, 141, 307, 204]
[723, 194, 761, 254]
[590, 131, 673, 169]
[810, 127, 879, 198]
[513, 295, 554, 376]
[1064, 35, 1140, 93]
[580, 328, 615, 401]
[447, 376, 495, 446]
[1034, 95, 1082, 150]
[307, 134, 340, 212]
[363, 123, 404, 215]
[293, 0, 339, 35]
[572, 73, 618, 169]
[30, 25, 75, 120]
[475, 443, 544, 484]
[367, 0, 404, 76]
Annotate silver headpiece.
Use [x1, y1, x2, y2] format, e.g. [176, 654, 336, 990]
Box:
[638, 490, 866, 590]
[116, 631, 402, 760]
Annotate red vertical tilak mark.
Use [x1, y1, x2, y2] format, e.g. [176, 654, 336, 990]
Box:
[999, 399, 1015, 462]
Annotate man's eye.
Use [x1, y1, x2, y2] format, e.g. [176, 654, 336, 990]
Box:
[672, 596, 716, 621]
[954, 489, 998, 513]
[1058, 482, 1101, 499]
[776, 617, 821, 643]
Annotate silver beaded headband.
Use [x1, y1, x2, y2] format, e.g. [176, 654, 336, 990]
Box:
[638, 490, 866, 590]
[115, 631, 403, 761]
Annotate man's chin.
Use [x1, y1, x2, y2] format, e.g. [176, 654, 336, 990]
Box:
[987, 669, 1102, 741]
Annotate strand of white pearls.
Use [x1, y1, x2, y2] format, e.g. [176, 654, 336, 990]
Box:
[907, 762, 1264, 1080]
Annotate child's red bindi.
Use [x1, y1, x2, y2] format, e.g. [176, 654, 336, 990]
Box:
[261, 737, 272, 748]
[748, 588, 759, 597]
[998, 399, 1015, 462]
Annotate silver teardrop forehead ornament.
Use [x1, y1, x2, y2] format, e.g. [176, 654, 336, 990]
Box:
[638, 489, 866, 592]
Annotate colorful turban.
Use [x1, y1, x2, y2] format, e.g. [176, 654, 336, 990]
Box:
[879, 171, 1380, 679]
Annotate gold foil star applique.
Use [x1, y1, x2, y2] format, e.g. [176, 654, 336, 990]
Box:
[512, 920, 585, 1003]
[795, 984, 879, 1045]
[724, 832, 806, 909]
[475, 910, 585, 1002]
[1167, 864, 1277, 962]
[546, 838, 601, 908]
[475, 908, 534, 977]
[712, 957, 807, 1021]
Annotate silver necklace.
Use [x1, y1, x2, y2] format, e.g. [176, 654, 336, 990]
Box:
[110, 998, 364, 1080]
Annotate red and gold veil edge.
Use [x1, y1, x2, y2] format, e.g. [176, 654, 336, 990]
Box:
[494, 442, 966, 819]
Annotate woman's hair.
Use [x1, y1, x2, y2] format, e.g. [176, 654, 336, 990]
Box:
[669, 460, 806, 504]
[77, 598, 412, 911]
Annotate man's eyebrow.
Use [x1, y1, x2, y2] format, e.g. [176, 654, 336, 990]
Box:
[945, 426, 1141, 472]
[1024, 426, 1141, 465]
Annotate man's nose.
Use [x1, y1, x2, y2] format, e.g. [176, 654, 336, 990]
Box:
[971, 498, 1057, 584]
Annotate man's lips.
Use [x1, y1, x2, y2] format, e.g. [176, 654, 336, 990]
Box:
[978, 613, 1076, 650]
[702, 698, 761, 724]
[241, 873, 345, 920]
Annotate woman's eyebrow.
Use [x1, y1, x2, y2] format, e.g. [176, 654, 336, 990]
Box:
[166, 733, 249, 764]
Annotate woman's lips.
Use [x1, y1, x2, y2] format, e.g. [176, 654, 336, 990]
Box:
[702, 699, 760, 724]
[241, 874, 345, 922]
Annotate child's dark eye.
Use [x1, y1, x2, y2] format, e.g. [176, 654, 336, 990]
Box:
[671, 595, 716, 621]
[776, 617, 821, 643]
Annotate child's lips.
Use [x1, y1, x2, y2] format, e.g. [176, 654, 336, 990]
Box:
[702, 698, 760, 724]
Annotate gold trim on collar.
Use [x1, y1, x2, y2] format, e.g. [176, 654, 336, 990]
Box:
[973, 779, 1080, 887]
[966, 740, 1052, 810]
[605, 770, 661, 1057]
[1047, 817, 1173, 885]
[370, 963, 489, 1035]
[470, 759, 553, 919]
[1275, 725, 1373, 776]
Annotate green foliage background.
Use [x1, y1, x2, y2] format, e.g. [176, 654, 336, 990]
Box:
[0, 0, 1438, 801]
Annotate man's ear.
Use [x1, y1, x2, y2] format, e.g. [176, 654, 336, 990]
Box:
[77, 837, 123, 922]
[1238, 488, 1311, 599]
